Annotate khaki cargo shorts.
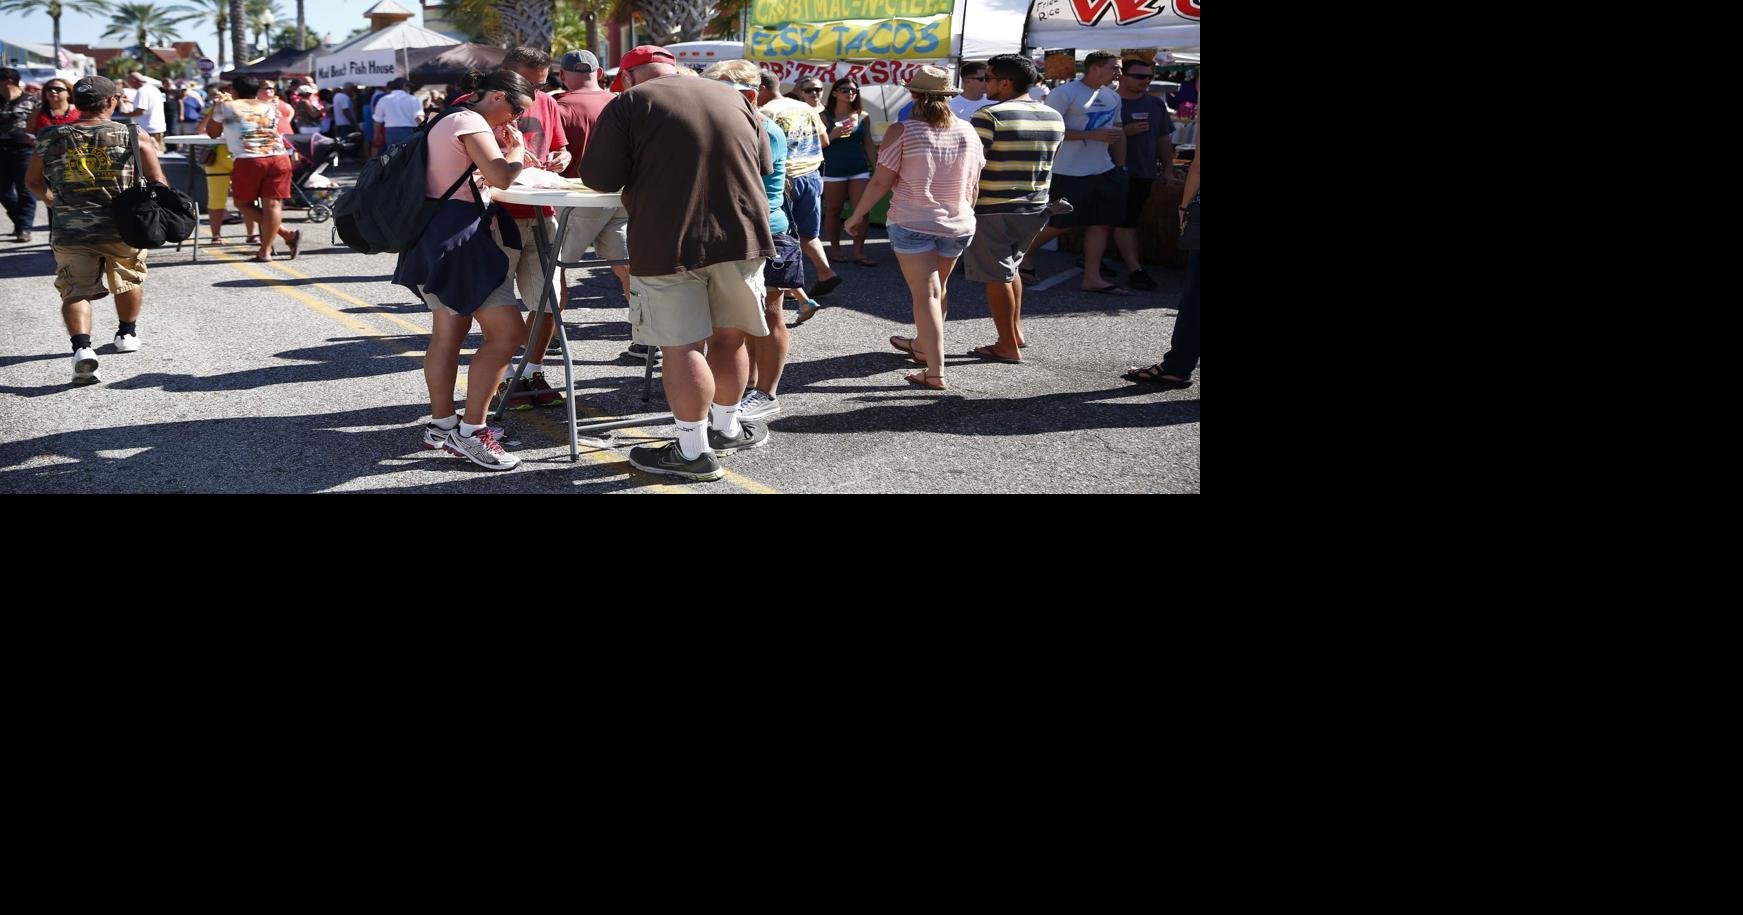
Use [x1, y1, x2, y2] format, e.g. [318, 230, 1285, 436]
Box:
[557, 206, 629, 264]
[627, 256, 769, 347]
[53, 241, 148, 303]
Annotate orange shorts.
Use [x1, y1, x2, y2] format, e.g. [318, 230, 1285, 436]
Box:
[230, 155, 292, 204]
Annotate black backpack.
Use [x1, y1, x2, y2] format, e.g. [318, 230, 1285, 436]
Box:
[334, 107, 476, 255]
[110, 124, 198, 249]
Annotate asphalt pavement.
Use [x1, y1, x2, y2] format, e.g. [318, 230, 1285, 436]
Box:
[0, 192, 1199, 493]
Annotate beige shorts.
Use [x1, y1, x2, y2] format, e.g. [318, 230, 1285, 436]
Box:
[424, 215, 559, 317]
[557, 206, 629, 264]
[628, 257, 769, 347]
[53, 241, 148, 303]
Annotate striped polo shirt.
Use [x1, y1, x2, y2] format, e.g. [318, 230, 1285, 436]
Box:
[970, 99, 1066, 215]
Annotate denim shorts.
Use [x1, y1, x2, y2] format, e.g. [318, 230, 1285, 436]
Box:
[887, 223, 974, 258]
[787, 171, 823, 239]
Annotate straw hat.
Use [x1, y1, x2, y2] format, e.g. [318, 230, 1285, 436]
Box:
[903, 65, 962, 96]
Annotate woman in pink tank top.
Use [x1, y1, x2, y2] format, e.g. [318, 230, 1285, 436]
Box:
[845, 66, 985, 391]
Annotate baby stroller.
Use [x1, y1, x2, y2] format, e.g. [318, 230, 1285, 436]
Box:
[284, 133, 354, 223]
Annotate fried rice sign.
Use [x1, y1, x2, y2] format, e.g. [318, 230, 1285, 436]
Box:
[747, 0, 954, 62]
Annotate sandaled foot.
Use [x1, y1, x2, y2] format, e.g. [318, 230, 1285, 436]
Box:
[889, 335, 930, 365]
[245, 235, 260, 245]
[968, 344, 1022, 364]
[251, 253, 273, 262]
[795, 304, 822, 324]
[853, 257, 878, 267]
[286, 229, 302, 260]
[905, 371, 946, 390]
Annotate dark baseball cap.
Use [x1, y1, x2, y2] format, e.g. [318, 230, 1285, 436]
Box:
[559, 50, 599, 73]
[610, 45, 674, 92]
[73, 76, 120, 110]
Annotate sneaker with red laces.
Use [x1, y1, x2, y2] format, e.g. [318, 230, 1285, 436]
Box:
[525, 371, 566, 408]
[443, 426, 520, 470]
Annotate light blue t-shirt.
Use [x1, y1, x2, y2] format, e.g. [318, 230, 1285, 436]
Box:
[1047, 78, 1122, 176]
[764, 118, 789, 236]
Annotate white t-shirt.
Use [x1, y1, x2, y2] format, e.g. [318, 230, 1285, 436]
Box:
[373, 90, 424, 129]
[1046, 79, 1120, 176]
[331, 91, 353, 127]
[1029, 84, 1050, 102]
[949, 95, 996, 121]
[130, 83, 166, 133]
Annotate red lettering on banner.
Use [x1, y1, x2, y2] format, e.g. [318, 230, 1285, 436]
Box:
[1173, 0, 1200, 20]
[1068, 0, 1165, 27]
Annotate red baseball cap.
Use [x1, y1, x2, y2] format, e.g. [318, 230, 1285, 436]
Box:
[610, 45, 675, 92]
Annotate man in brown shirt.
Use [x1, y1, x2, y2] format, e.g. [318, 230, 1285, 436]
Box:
[581, 45, 776, 483]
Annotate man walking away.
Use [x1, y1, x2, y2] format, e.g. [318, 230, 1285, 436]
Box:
[961, 54, 1065, 363]
[26, 76, 166, 385]
[179, 84, 204, 135]
[757, 70, 840, 299]
[372, 78, 424, 153]
[583, 46, 776, 482]
[1018, 50, 1131, 295]
[122, 73, 167, 152]
[1111, 57, 1176, 291]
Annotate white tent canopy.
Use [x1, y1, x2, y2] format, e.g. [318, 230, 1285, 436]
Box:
[313, 21, 459, 85]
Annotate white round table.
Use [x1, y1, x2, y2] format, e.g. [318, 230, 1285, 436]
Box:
[489, 186, 649, 461]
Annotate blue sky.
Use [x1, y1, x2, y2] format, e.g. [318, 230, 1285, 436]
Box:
[1, 1, 424, 54]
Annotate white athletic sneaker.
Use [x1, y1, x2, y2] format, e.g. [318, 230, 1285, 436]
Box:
[71, 348, 100, 385]
[443, 426, 520, 470]
[422, 421, 503, 450]
[113, 333, 140, 353]
[739, 389, 780, 420]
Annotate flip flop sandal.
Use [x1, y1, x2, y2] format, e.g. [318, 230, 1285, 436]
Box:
[853, 258, 878, 267]
[890, 335, 929, 364]
[1122, 364, 1192, 388]
[1085, 285, 1135, 296]
[286, 230, 302, 260]
[968, 345, 1021, 364]
[904, 371, 946, 390]
[795, 305, 822, 324]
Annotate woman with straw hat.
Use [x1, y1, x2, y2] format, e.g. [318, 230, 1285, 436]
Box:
[844, 65, 985, 390]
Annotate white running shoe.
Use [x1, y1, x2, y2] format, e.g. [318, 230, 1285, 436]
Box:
[423, 420, 504, 450]
[738, 389, 780, 421]
[113, 333, 140, 353]
[71, 348, 100, 385]
[443, 426, 520, 470]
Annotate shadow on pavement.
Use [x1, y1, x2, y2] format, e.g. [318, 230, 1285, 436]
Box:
[0, 403, 674, 494]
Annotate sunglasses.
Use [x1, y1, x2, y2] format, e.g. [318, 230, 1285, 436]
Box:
[45, 86, 68, 93]
[1124, 72, 1155, 80]
[835, 86, 858, 93]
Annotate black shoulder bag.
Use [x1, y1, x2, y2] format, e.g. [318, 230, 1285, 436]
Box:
[111, 123, 199, 249]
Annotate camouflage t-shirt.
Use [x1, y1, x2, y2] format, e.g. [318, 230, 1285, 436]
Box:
[39, 122, 136, 245]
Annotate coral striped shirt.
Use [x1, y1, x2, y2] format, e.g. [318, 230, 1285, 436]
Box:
[876, 116, 985, 238]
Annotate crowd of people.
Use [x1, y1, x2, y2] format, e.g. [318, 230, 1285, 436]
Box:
[17, 48, 1199, 480]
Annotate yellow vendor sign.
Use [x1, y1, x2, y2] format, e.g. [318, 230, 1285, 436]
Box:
[748, 0, 954, 62]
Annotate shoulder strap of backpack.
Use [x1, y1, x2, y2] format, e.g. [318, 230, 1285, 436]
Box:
[125, 123, 143, 189]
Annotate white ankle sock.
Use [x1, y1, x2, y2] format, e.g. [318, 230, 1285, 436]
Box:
[675, 418, 710, 461]
[431, 414, 459, 430]
[459, 420, 486, 437]
[709, 401, 742, 438]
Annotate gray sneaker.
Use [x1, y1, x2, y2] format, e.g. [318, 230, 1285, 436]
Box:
[708, 420, 769, 456]
[627, 441, 724, 482]
[738, 389, 780, 421]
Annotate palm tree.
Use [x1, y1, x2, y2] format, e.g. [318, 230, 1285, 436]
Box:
[296, 0, 305, 53]
[230, 0, 246, 66]
[186, 0, 232, 68]
[0, 0, 68, 71]
[102, 2, 199, 63]
[448, 0, 557, 49]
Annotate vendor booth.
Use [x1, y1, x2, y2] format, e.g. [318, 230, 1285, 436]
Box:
[313, 21, 459, 86]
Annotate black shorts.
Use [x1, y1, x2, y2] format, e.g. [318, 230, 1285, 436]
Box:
[1117, 178, 1155, 229]
[764, 232, 805, 290]
[1047, 167, 1128, 229]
